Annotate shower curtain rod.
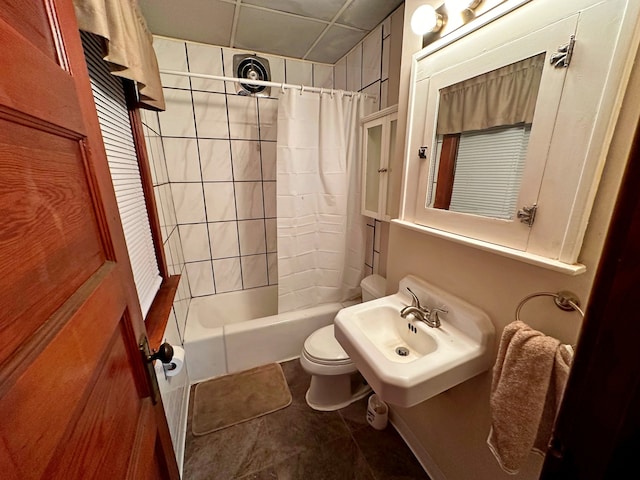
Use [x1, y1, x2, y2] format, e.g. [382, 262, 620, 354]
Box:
[159, 69, 374, 98]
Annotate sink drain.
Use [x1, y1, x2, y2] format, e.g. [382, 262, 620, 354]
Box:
[395, 346, 410, 357]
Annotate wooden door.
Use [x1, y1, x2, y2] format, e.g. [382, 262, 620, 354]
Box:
[0, 1, 179, 478]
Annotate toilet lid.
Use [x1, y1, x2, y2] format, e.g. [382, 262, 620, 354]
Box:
[303, 325, 351, 365]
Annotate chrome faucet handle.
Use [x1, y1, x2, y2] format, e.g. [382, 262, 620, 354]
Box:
[406, 287, 422, 309]
[428, 307, 448, 327]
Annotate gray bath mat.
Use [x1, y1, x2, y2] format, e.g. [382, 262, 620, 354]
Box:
[192, 363, 292, 436]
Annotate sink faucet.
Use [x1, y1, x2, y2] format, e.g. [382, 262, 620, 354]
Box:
[400, 287, 446, 328]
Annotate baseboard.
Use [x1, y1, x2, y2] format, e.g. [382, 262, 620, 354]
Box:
[389, 407, 448, 480]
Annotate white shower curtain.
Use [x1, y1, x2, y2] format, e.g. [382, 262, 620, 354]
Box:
[276, 90, 370, 313]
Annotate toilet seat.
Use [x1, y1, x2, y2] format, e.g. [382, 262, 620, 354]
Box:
[302, 325, 352, 366]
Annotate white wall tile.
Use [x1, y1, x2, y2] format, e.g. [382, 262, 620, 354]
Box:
[169, 227, 185, 269]
[382, 16, 391, 39]
[267, 252, 278, 285]
[285, 59, 313, 86]
[158, 88, 196, 137]
[203, 182, 236, 221]
[334, 57, 347, 91]
[313, 64, 334, 89]
[208, 221, 240, 259]
[162, 183, 178, 229]
[234, 182, 264, 219]
[362, 26, 382, 88]
[262, 181, 276, 218]
[193, 91, 230, 139]
[179, 223, 210, 262]
[213, 257, 243, 292]
[380, 80, 389, 109]
[227, 95, 259, 140]
[262, 54, 285, 84]
[346, 45, 362, 93]
[141, 109, 161, 134]
[163, 138, 201, 182]
[186, 261, 215, 296]
[172, 183, 206, 224]
[231, 141, 262, 181]
[154, 37, 189, 89]
[153, 136, 170, 184]
[260, 142, 277, 181]
[238, 219, 266, 255]
[365, 225, 374, 266]
[186, 43, 225, 93]
[199, 139, 233, 182]
[265, 218, 277, 252]
[258, 98, 278, 141]
[362, 81, 381, 114]
[382, 37, 390, 81]
[241, 255, 268, 289]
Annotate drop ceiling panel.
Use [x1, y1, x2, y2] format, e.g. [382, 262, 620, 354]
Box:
[242, 0, 346, 22]
[139, 0, 234, 46]
[305, 25, 367, 64]
[338, 0, 404, 30]
[235, 8, 326, 59]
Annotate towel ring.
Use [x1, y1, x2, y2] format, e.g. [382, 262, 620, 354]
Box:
[515, 291, 585, 322]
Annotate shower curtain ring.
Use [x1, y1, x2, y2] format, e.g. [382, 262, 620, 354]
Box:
[320, 88, 324, 96]
[280, 82, 285, 94]
[300, 85, 305, 95]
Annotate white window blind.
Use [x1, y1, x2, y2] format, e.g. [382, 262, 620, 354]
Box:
[448, 125, 531, 220]
[82, 32, 162, 317]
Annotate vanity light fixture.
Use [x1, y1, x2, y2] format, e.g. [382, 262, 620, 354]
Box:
[411, 5, 444, 35]
[444, 0, 482, 12]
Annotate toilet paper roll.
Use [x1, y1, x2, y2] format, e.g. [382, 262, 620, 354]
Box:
[163, 345, 185, 377]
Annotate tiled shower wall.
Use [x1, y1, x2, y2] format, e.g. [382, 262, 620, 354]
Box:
[141, 107, 191, 467]
[152, 4, 400, 297]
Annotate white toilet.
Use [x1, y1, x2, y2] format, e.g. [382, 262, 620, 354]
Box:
[300, 274, 387, 411]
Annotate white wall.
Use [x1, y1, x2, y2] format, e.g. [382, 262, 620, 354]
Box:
[386, 1, 640, 479]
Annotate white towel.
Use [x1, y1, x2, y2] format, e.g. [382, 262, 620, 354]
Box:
[487, 321, 573, 474]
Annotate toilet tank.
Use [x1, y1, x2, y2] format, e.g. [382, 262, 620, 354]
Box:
[360, 274, 386, 302]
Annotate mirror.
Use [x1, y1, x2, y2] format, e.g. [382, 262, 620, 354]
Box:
[426, 53, 545, 220]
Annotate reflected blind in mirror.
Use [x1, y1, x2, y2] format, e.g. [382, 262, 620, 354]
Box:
[448, 125, 530, 219]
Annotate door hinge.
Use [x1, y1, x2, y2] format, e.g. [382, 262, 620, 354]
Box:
[517, 204, 537, 227]
[550, 34, 575, 68]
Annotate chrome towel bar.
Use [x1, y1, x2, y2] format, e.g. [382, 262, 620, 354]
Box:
[515, 291, 584, 322]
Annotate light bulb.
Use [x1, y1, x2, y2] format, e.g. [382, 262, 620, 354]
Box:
[444, 0, 481, 13]
[411, 5, 443, 35]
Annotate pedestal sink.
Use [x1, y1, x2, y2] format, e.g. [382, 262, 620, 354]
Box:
[334, 275, 495, 407]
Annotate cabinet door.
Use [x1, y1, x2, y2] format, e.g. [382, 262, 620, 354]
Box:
[413, 15, 576, 251]
[362, 117, 386, 219]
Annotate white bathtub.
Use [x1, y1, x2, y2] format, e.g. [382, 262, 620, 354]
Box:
[183, 286, 355, 384]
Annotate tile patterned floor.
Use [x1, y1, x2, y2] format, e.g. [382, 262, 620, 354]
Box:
[184, 359, 431, 480]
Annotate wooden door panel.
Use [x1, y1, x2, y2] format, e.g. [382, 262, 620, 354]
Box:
[0, 16, 84, 135]
[0, 117, 106, 365]
[0, 0, 58, 61]
[0, 0, 179, 477]
[44, 326, 143, 479]
[0, 265, 127, 477]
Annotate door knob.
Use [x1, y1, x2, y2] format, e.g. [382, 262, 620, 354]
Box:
[146, 342, 174, 364]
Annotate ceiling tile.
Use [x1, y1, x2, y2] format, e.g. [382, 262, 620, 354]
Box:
[139, 0, 235, 46]
[304, 25, 367, 64]
[242, 0, 346, 21]
[337, 0, 404, 30]
[235, 7, 326, 59]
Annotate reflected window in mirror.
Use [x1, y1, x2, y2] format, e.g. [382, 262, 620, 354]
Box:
[426, 53, 544, 220]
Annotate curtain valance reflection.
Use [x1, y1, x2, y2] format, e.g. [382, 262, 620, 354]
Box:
[73, 0, 165, 110]
[436, 53, 545, 135]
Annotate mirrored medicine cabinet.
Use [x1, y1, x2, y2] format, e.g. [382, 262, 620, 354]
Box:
[399, 0, 640, 274]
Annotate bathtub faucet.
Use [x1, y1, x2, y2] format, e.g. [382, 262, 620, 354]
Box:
[400, 287, 445, 328]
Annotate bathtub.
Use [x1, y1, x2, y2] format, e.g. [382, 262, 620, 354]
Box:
[183, 285, 356, 384]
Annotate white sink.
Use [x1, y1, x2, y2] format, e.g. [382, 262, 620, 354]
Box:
[334, 275, 495, 407]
